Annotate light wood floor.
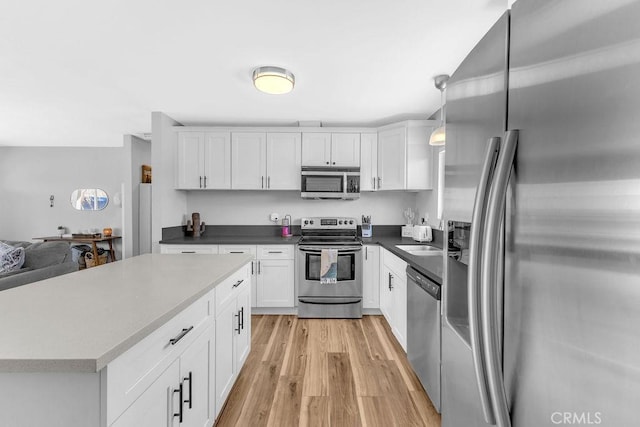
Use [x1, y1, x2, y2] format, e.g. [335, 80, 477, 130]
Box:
[215, 315, 441, 427]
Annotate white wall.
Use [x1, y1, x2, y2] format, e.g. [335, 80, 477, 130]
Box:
[151, 112, 187, 252]
[122, 135, 151, 258]
[415, 144, 445, 229]
[0, 147, 124, 252]
[186, 191, 417, 225]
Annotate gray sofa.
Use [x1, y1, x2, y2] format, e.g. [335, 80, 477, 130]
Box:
[0, 240, 78, 292]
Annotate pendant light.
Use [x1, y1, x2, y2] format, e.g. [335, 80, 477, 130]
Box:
[429, 74, 450, 146]
[253, 66, 295, 94]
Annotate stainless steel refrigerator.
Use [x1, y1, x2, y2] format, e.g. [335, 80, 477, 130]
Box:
[442, 1, 640, 426]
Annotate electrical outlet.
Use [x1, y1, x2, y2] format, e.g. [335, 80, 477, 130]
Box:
[270, 213, 280, 222]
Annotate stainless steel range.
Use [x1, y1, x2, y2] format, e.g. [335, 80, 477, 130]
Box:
[297, 217, 363, 318]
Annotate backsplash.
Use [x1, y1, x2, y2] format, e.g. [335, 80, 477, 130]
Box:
[185, 190, 423, 225]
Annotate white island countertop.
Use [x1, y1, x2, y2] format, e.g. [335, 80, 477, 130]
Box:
[0, 253, 252, 373]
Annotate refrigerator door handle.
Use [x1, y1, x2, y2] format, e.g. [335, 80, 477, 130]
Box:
[481, 129, 519, 427]
[469, 136, 501, 425]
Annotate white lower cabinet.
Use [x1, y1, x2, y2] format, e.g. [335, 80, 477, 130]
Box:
[362, 245, 380, 309]
[220, 245, 295, 308]
[214, 265, 251, 416]
[379, 249, 408, 351]
[256, 245, 295, 307]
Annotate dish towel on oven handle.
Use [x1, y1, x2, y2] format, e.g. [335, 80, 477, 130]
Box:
[320, 248, 338, 284]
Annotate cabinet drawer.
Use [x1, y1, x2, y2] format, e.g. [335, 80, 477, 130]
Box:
[160, 244, 219, 254]
[106, 290, 213, 425]
[257, 245, 294, 260]
[215, 263, 251, 311]
[219, 245, 257, 257]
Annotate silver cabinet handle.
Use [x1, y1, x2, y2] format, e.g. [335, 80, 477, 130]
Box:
[169, 326, 193, 345]
[365, 247, 368, 260]
[173, 383, 183, 423]
[230, 251, 243, 253]
[203, 176, 207, 188]
[183, 371, 192, 409]
[251, 261, 254, 275]
[481, 130, 518, 427]
[240, 306, 244, 330]
[181, 251, 196, 254]
[199, 176, 202, 188]
[377, 177, 382, 189]
[268, 251, 282, 254]
[232, 279, 244, 288]
[468, 136, 501, 425]
[261, 176, 264, 188]
[234, 311, 241, 334]
[388, 272, 393, 290]
[268, 176, 271, 188]
[258, 260, 261, 274]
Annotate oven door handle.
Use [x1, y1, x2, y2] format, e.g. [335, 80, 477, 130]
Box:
[297, 245, 363, 252]
[299, 298, 362, 305]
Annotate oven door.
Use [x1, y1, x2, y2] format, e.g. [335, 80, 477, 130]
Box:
[297, 245, 363, 297]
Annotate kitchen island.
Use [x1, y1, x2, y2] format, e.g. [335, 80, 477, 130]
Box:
[0, 253, 253, 427]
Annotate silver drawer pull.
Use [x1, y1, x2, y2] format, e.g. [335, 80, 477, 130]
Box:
[169, 326, 193, 345]
[232, 279, 244, 288]
[268, 251, 283, 254]
[181, 251, 196, 254]
[230, 251, 244, 253]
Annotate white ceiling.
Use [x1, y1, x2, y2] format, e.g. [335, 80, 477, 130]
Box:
[0, 0, 506, 147]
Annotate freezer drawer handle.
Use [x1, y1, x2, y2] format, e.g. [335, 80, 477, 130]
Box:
[169, 326, 193, 345]
[481, 129, 519, 427]
[468, 136, 501, 425]
[299, 298, 362, 305]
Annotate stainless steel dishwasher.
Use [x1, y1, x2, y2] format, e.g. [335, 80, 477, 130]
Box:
[407, 266, 441, 412]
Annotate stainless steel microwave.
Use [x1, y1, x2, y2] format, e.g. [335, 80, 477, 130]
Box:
[301, 167, 360, 199]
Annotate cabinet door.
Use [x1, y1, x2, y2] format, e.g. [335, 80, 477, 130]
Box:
[215, 301, 237, 412]
[360, 133, 378, 191]
[231, 132, 267, 189]
[257, 259, 295, 307]
[235, 286, 252, 370]
[378, 127, 407, 190]
[177, 132, 205, 189]
[203, 132, 231, 189]
[180, 326, 213, 427]
[111, 359, 179, 427]
[266, 133, 301, 190]
[331, 133, 361, 167]
[301, 133, 331, 166]
[362, 245, 380, 309]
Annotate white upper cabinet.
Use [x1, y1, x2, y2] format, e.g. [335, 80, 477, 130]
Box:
[302, 132, 360, 167]
[177, 131, 231, 189]
[360, 133, 378, 191]
[231, 132, 301, 190]
[377, 121, 434, 191]
[331, 133, 361, 167]
[301, 133, 332, 166]
[266, 133, 302, 190]
[231, 132, 267, 189]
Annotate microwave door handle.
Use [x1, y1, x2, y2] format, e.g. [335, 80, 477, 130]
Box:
[481, 130, 518, 427]
[468, 136, 501, 425]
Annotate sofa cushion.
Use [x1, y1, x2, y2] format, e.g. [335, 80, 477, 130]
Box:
[0, 242, 26, 273]
[0, 266, 34, 279]
[23, 242, 71, 269]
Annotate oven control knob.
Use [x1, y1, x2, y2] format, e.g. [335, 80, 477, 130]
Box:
[339, 220, 343, 225]
[304, 220, 309, 225]
[310, 220, 314, 225]
[349, 220, 354, 225]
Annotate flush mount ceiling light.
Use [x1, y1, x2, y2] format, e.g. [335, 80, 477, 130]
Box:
[429, 74, 450, 146]
[252, 66, 295, 94]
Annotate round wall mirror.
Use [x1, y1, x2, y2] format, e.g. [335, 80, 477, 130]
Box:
[70, 189, 109, 211]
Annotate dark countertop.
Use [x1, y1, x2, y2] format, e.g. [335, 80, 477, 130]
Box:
[160, 225, 444, 285]
[363, 236, 443, 285]
[159, 235, 299, 245]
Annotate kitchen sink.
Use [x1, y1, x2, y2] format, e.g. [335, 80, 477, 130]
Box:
[395, 245, 443, 256]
